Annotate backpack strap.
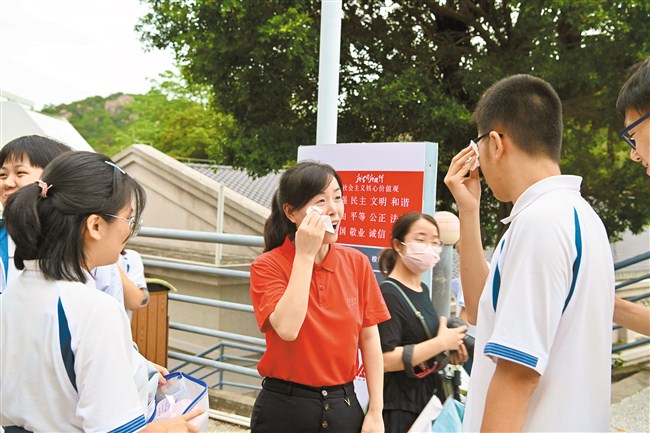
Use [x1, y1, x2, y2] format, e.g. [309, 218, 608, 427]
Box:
[382, 279, 433, 339]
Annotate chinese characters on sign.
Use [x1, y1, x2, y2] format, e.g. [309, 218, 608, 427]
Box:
[337, 171, 424, 248]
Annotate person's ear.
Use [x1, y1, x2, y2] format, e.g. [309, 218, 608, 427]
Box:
[491, 131, 505, 160]
[282, 203, 297, 224]
[392, 238, 402, 253]
[85, 214, 103, 241]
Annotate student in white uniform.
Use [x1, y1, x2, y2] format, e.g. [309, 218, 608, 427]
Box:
[92, 263, 125, 306]
[93, 249, 149, 319]
[0, 135, 72, 291]
[0, 151, 202, 432]
[120, 248, 150, 319]
[445, 74, 614, 432]
[613, 56, 650, 336]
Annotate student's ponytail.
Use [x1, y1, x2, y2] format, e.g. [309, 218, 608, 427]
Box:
[3, 182, 43, 268]
[3, 151, 146, 282]
[263, 191, 296, 252]
[378, 248, 399, 277]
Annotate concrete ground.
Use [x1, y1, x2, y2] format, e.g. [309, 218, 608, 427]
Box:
[208, 418, 249, 433]
[610, 369, 650, 433]
[206, 369, 650, 433]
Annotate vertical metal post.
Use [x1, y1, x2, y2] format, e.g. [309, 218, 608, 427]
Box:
[316, 0, 343, 145]
[215, 184, 225, 265]
[431, 245, 453, 318]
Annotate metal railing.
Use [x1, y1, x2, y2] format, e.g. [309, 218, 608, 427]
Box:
[612, 251, 650, 353]
[136, 227, 649, 389]
[138, 227, 265, 391]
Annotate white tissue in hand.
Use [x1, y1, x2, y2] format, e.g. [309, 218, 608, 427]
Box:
[306, 206, 335, 234]
[467, 140, 480, 170]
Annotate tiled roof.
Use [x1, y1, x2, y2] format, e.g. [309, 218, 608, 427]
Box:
[186, 163, 281, 209]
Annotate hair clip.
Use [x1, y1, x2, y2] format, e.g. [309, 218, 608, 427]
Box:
[36, 179, 52, 198]
[104, 160, 126, 174]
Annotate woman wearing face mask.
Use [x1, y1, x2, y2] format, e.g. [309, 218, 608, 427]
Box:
[377, 211, 468, 433]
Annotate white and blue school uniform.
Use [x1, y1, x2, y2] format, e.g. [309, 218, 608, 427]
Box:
[0, 261, 157, 432]
[119, 249, 147, 290]
[0, 223, 18, 294]
[119, 249, 148, 320]
[92, 263, 125, 307]
[462, 176, 615, 432]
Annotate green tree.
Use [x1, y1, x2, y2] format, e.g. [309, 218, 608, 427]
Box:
[115, 71, 236, 160]
[44, 71, 235, 160]
[138, 0, 650, 244]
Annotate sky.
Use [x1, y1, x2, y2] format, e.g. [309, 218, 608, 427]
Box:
[0, 0, 176, 109]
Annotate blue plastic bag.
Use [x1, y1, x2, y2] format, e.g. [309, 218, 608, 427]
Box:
[431, 397, 465, 433]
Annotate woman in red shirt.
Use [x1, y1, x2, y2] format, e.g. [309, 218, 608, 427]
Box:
[250, 161, 390, 433]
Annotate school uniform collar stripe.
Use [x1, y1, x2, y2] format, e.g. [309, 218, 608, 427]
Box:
[484, 342, 538, 368]
[501, 175, 582, 225]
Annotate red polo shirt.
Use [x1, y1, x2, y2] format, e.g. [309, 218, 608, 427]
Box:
[250, 236, 391, 387]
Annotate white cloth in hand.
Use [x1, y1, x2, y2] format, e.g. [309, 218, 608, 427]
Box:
[306, 206, 335, 233]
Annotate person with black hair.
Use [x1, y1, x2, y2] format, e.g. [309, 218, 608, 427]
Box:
[0, 151, 202, 432]
[249, 161, 390, 433]
[0, 135, 72, 290]
[445, 75, 614, 431]
[618, 56, 650, 176]
[377, 211, 467, 433]
[613, 56, 650, 336]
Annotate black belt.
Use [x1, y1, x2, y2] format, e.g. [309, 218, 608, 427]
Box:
[262, 377, 355, 399]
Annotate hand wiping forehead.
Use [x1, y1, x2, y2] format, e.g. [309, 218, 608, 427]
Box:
[466, 140, 480, 170]
[306, 206, 335, 234]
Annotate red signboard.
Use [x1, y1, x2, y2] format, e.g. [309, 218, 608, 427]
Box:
[337, 171, 424, 248]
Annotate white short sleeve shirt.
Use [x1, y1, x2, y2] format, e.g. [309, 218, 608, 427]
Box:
[92, 263, 125, 307]
[0, 262, 151, 432]
[119, 249, 147, 289]
[462, 176, 615, 432]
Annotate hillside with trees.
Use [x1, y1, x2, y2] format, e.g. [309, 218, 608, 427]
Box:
[42, 71, 235, 160]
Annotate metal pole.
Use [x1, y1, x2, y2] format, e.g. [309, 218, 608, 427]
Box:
[431, 244, 453, 318]
[215, 184, 225, 266]
[315, 0, 343, 145]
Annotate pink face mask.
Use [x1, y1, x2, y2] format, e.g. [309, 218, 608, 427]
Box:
[399, 242, 442, 274]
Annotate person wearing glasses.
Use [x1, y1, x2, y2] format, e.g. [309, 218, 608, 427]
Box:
[0, 135, 72, 292]
[618, 56, 650, 176]
[613, 56, 650, 336]
[377, 211, 467, 433]
[89, 161, 149, 317]
[444, 74, 614, 432]
[0, 152, 202, 432]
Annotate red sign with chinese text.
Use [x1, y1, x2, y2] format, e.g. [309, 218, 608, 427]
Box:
[337, 171, 424, 248]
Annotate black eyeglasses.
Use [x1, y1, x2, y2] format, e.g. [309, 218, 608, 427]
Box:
[472, 131, 504, 144]
[619, 112, 650, 150]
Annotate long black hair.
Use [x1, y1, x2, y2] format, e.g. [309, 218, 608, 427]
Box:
[3, 151, 146, 282]
[378, 211, 438, 277]
[263, 161, 342, 252]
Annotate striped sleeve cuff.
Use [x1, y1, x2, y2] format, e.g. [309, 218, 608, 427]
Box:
[484, 342, 538, 369]
[107, 415, 147, 433]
